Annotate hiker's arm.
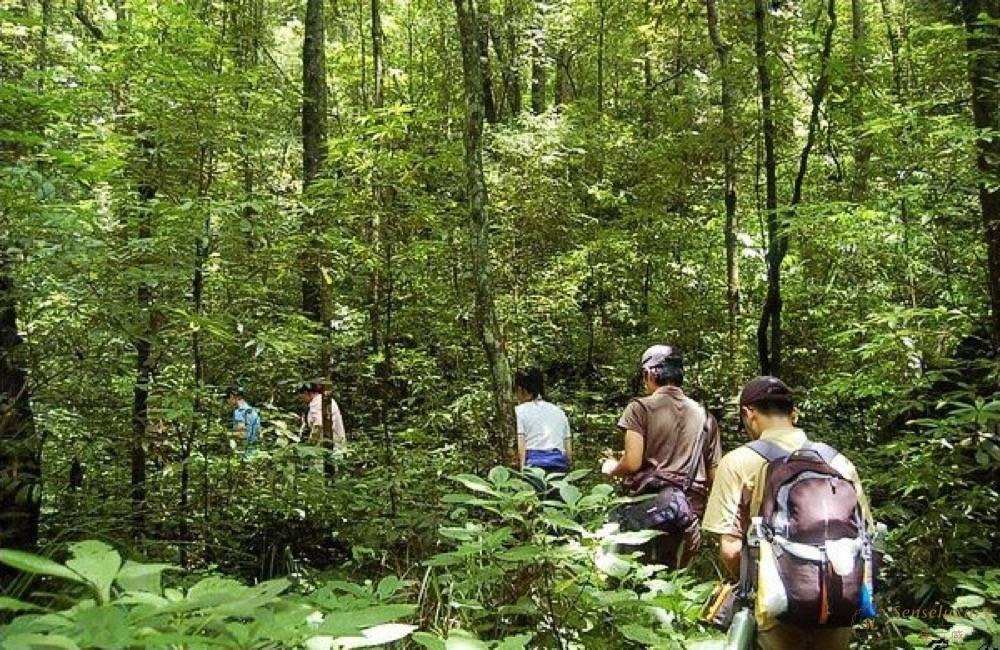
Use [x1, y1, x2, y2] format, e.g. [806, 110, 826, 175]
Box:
[603, 430, 643, 478]
[563, 437, 573, 463]
[232, 412, 247, 439]
[719, 534, 742, 577]
[517, 435, 527, 468]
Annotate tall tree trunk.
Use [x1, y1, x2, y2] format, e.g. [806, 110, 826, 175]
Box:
[849, 0, 872, 201]
[597, 0, 607, 114]
[0, 254, 40, 561]
[478, 0, 499, 123]
[454, 0, 516, 462]
[879, 0, 904, 97]
[530, 2, 546, 113]
[131, 134, 158, 540]
[705, 0, 740, 361]
[757, 0, 837, 374]
[491, 0, 520, 118]
[961, 0, 1000, 346]
[302, 0, 328, 322]
[556, 47, 573, 105]
[754, 0, 780, 375]
[371, 0, 384, 108]
[0, 0, 42, 569]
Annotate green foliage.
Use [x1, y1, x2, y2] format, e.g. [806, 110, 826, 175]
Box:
[0, 541, 417, 649]
[418, 468, 720, 649]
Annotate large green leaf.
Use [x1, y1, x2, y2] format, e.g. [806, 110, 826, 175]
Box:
[115, 561, 175, 594]
[75, 605, 130, 649]
[0, 549, 85, 585]
[65, 541, 122, 604]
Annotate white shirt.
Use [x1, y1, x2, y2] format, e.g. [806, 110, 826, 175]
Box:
[307, 394, 346, 447]
[515, 399, 571, 452]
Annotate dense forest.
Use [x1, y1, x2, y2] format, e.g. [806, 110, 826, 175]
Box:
[1, 0, 999, 647]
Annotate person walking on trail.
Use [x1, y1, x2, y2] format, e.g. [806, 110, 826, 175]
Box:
[225, 386, 260, 459]
[300, 383, 346, 449]
[702, 376, 876, 650]
[515, 367, 572, 473]
[601, 345, 721, 568]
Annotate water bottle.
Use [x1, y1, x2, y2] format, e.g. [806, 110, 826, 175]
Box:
[724, 607, 756, 650]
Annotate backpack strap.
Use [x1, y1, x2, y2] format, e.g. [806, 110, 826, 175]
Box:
[682, 406, 710, 491]
[806, 441, 839, 465]
[746, 439, 788, 463]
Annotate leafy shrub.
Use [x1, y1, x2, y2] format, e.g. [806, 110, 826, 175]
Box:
[0, 541, 417, 649]
[414, 467, 721, 649]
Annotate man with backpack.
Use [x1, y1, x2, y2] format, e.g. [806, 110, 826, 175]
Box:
[224, 386, 260, 459]
[601, 345, 721, 568]
[702, 376, 876, 650]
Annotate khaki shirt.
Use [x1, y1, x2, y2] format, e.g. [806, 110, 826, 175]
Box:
[701, 427, 872, 538]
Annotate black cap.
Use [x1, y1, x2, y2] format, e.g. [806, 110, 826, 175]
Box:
[640, 344, 683, 370]
[224, 385, 244, 399]
[739, 376, 793, 409]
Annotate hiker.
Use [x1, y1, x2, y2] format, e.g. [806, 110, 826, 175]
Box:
[702, 376, 876, 650]
[225, 386, 260, 459]
[515, 367, 572, 474]
[300, 383, 346, 449]
[601, 345, 721, 568]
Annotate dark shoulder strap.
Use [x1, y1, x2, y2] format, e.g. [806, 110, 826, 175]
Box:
[682, 406, 709, 490]
[746, 439, 789, 463]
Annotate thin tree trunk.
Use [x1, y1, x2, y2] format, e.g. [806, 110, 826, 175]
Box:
[961, 0, 1000, 346]
[491, 1, 520, 118]
[850, 0, 871, 201]
[454, 0, 516, 462]
[879, 0, 904, 97]
[301, 0, 328, 322]
[556, 47, 573, 105]
[371, 0, 384, 108]
[754, 0, 780, 375]
[597, 0, 607, 114]
[757, 0, 837, 374]
[706, 0, 740, 360]
[530, 2, 546, 113]
[478, 0, 499, 123]
[131, 135, 158, 540]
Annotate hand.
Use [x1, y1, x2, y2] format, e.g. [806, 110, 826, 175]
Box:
[601, 458, 618, 476]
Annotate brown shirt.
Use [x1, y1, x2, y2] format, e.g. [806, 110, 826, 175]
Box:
[616, 386, 722, 490]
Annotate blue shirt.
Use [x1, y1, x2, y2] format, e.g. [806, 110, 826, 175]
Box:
[233, 400, 260, 455]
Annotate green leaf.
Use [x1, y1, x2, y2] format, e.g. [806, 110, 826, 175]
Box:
[0, 549, 86, 584]
[115, 561, 175, 594]
[0, 596, 44, 612]
[953, 594, 985, 609]
[1, 634, 80, 650]
[334, 623, 417, 648]
[411, 632, 447, 650]
[617, 624, 665, 645]
[75, 605, 130, 649]
[558, 483, 581, 505]
[65, 541, 122, 604]
[318, 604, 415, 634]
[488, 466, 510, 484]
[495, 633, 534, 649]
[451, 474, 499, 496]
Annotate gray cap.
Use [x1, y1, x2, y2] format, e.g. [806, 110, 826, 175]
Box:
[640, 345, 682, 370]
